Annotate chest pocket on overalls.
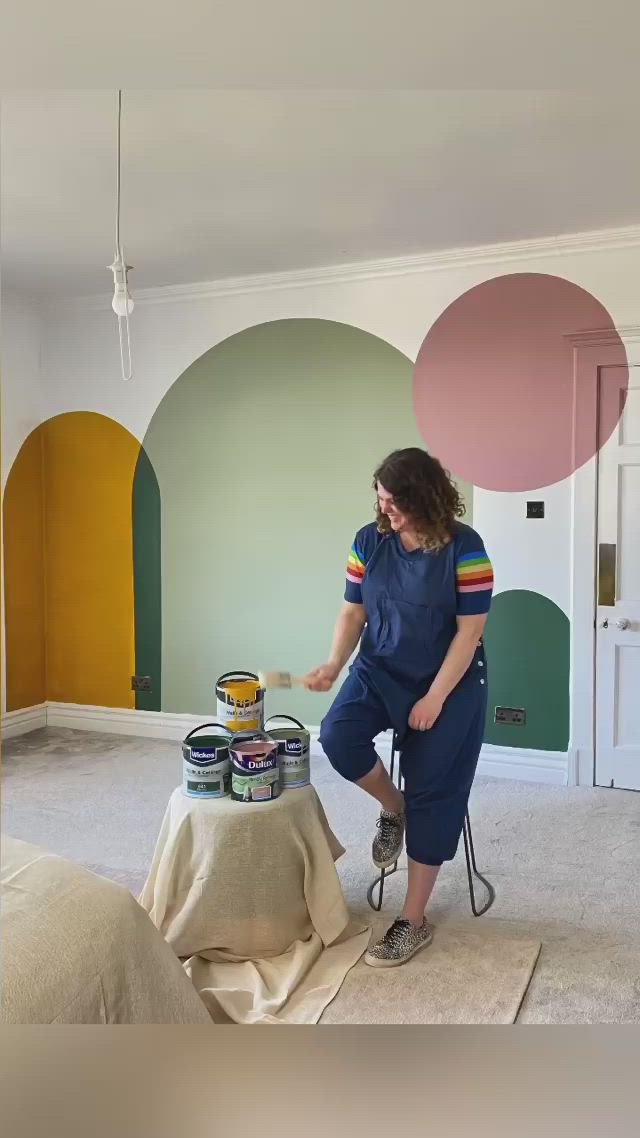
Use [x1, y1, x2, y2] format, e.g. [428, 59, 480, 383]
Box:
[378, 595, 442, 667]
[363, 542, 449, 674]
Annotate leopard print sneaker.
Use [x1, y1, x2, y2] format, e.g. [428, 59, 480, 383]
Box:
[364, 918, 433, 968]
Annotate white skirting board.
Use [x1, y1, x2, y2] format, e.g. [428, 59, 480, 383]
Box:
[2, 704, 47, 739]
[45, 701, 210, 741]
[3, 702, 571, 785]
[310, 729, 569, 786]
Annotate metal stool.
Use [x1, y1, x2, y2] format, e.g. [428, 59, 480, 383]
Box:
[366, 731, 496, 917]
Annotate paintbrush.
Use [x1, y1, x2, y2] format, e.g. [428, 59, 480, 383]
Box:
[258, 670, 305, 690]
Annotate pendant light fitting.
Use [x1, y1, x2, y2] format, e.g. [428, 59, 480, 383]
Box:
[107, 90, 133, 381]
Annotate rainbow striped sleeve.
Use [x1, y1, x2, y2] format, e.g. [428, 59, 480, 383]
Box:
[346, 543, 366, 586]
[455, 547, 494, 614]
[344, 537, 368, 602]
[344, 525, 379, 603]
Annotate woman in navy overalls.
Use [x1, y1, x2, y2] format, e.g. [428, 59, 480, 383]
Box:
[305, 448, 493, 968]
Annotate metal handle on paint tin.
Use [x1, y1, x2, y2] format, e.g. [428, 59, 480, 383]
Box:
[265, 715, 307, 730]
[217, 671, 260, 683]
[184, 722, 231, 742]
[229, 728, 272, 744]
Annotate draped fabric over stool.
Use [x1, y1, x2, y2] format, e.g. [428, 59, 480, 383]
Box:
[140, 785, 370, 1023]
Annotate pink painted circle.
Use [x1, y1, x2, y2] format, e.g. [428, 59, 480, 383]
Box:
[413, 273, 628, 491]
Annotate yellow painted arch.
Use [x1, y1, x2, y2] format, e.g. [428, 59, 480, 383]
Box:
[3, 429, 47, 710]
[3, 412, 141, 710]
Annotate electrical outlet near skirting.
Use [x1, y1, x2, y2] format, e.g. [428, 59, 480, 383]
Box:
[494, 706, 526, 726]
[131, 675, 152, 692]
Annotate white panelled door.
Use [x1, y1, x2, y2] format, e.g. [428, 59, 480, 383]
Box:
[595, 365, 640, 789]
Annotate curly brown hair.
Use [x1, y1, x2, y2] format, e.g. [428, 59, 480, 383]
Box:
[373, 447, 465, 550]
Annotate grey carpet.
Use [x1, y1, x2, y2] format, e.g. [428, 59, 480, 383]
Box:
[3, 727, 640, 1022]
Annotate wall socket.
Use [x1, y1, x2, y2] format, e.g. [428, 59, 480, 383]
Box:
[132, 675, 152, 692]
[494, 706, 526, 726]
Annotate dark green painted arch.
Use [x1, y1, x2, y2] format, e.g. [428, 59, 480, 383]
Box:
[483, 589, 570, 751]
[132, 446, 162, 711]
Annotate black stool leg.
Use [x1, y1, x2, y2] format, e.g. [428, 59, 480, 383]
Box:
[463, 811, 496, 917]
[367, 734, 496, 917]
[366, 732, 402, 912]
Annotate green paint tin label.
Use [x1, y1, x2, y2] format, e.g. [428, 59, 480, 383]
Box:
[231, 764, 280, 802]
[186, 775, 231, 796]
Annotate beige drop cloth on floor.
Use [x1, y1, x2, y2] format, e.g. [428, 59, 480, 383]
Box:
[1, 837, 212, 1023]
[139, 786, 370, 1023]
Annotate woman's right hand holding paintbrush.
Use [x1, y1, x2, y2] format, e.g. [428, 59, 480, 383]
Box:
[302, 663, 340, 691]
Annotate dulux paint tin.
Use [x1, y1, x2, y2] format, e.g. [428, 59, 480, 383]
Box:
[265, 715, 311, 789]
[215, 671, 265, 733]
[229, 733, 280, 803]
[182, 722, 232, 798]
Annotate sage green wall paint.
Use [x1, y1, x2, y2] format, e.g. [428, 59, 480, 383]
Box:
[483, 589, 570, 751]
[141, 319, 472, 722]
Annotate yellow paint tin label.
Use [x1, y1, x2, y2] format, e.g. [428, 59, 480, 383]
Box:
[215, 673, 265, 732]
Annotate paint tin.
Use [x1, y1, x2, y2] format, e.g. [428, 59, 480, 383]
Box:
[216, 671, 265, 733]
[182, 722, 231, 798]
[230, 733, 280, 802]
[265, 715, 311, 789]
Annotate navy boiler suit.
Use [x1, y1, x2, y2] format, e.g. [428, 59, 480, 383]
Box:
[319, 521, 494, 866]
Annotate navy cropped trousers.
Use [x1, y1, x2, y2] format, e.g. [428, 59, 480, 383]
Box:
[319, 654, 488, 866]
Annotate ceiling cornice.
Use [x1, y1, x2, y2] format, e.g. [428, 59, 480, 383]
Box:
[49, 222, 640, 314]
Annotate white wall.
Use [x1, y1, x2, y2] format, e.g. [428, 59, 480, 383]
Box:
[38, 235, 640, 627]
[1, 292, 45, 486]
[7, 229, 640, 766]
[1, 291, 45, 714]
[41, 239, 640, 448]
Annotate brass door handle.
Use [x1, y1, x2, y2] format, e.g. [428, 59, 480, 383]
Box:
[598, 544, 616, 607]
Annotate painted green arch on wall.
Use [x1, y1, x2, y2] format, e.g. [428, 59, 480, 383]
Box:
[135, 318, 473, 721]
[483, 588, 570, 751]
[132, 446, 162, 711]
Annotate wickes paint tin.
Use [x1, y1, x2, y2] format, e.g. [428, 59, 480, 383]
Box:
[265, 715, 311, 789]
[182, 722, 231, 798]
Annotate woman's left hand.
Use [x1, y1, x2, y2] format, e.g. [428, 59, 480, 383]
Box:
[409, 690, 444, 732]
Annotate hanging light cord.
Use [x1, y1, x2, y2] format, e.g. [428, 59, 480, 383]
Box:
[113, 88, 132, 381]
[116, 89, 122, 253]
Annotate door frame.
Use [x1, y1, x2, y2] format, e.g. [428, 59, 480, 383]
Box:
[568, 325, 640, 786]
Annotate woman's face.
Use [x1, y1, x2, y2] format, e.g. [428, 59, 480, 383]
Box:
[377, 481, 409, 533]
